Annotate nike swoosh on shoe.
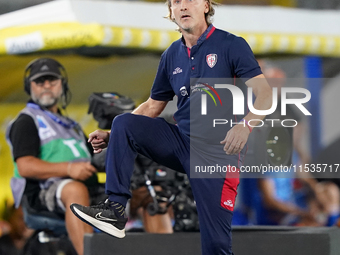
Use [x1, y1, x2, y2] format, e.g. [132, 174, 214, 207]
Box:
[95, 212, 118, 222]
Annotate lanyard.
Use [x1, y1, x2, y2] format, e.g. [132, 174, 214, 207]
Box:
[27, 103, 78, 129]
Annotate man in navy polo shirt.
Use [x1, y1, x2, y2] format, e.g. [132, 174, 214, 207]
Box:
[71, 0, 272, 254]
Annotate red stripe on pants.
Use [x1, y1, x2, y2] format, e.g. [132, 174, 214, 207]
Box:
[221, 167, 240, 211]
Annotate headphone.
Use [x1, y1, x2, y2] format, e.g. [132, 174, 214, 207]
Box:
[23, 58, 71, 108]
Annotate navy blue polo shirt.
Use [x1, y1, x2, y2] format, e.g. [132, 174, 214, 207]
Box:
[151, 25, 262, 137]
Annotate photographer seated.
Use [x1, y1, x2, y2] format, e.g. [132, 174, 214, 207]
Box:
[6, 58, 104, 255]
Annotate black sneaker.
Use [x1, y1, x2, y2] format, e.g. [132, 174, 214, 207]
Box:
[70, 199, 128, 238]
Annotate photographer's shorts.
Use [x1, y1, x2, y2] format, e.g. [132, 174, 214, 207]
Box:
[39, 179, 74, 214]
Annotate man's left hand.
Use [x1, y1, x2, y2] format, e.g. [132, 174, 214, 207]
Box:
[220, 124, 250, 155]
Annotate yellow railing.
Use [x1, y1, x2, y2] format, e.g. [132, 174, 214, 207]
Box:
[1, 22, 340, 57]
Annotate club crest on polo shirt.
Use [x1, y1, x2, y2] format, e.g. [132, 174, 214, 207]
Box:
[206, 54, 217, 68]
[37, 115, 56, 139]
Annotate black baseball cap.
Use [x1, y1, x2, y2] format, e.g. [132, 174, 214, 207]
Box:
[28, 58, 62, 81]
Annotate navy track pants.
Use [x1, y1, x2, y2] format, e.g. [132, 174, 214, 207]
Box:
[105, 113, 238, 255]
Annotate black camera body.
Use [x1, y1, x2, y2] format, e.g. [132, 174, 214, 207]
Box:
[88, 92, 135, 129]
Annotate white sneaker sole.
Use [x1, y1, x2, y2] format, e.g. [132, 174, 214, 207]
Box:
[72, 206, 125, 238]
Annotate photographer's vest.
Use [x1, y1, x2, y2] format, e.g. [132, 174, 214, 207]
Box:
[7, 103, 92, 191]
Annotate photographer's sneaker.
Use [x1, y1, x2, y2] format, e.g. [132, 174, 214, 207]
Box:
[70, 199, 128, 238]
